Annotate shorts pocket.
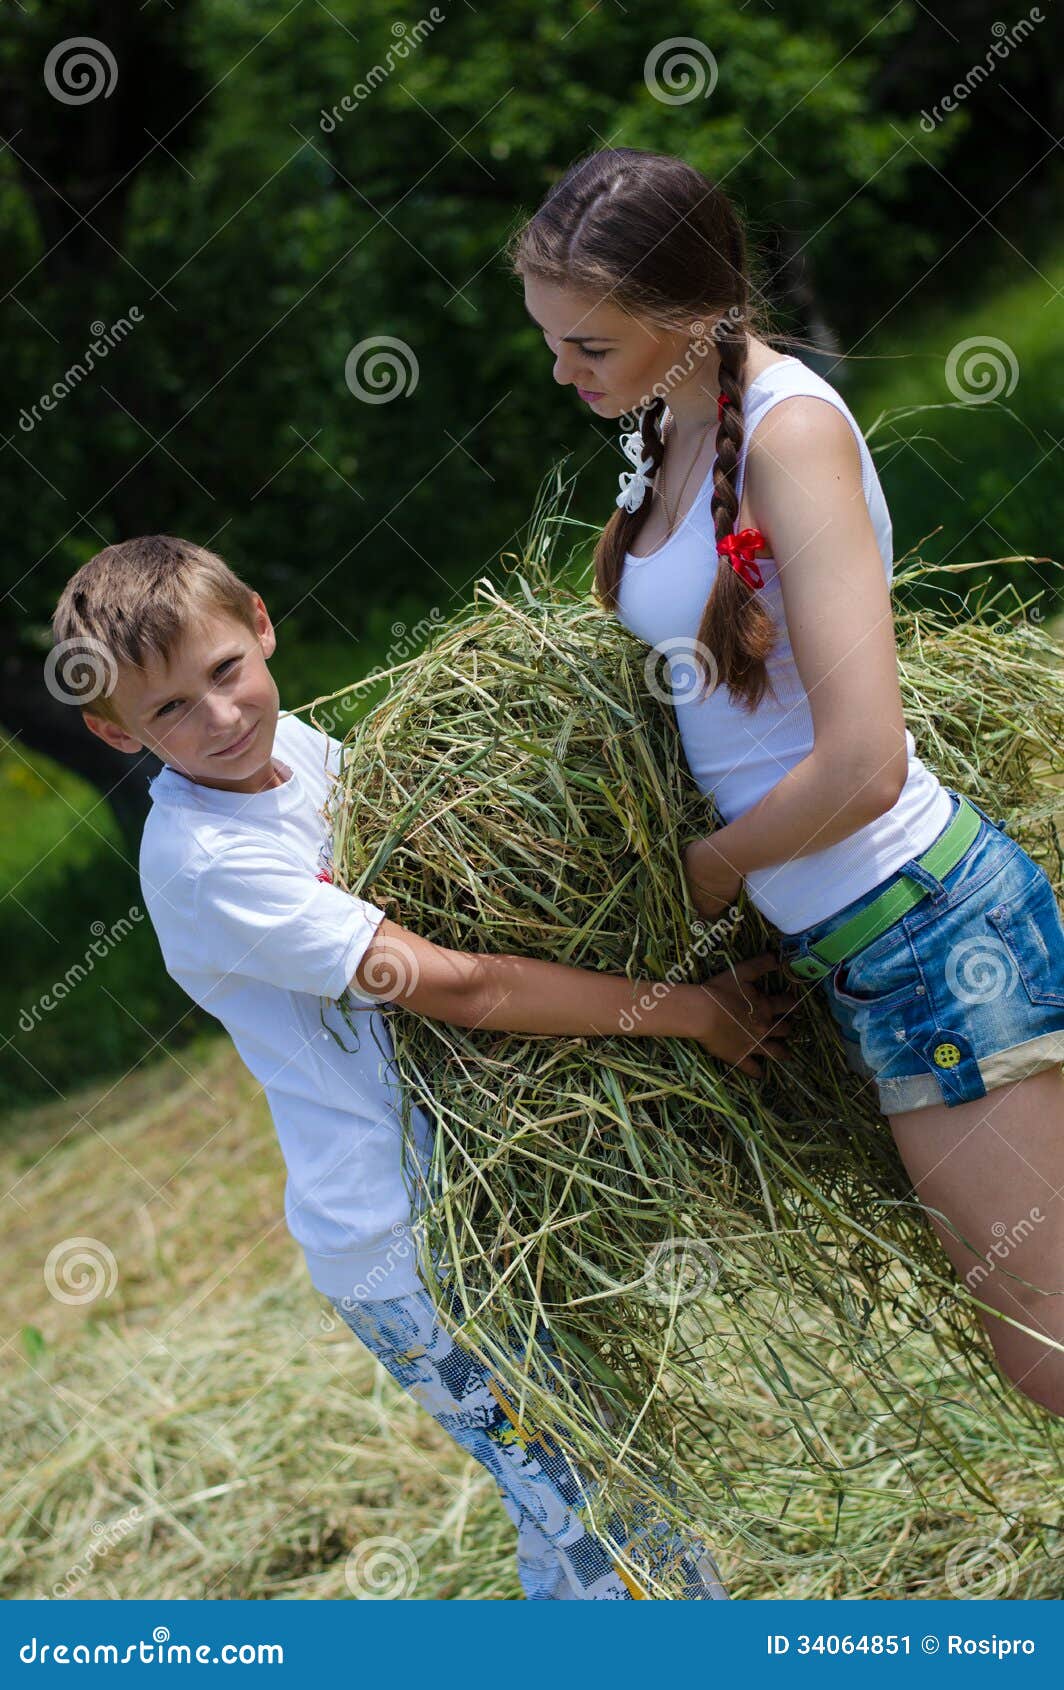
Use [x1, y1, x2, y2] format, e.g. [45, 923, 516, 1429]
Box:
[985, 862, 1064, 1010]
[829, 921, 924, 1010]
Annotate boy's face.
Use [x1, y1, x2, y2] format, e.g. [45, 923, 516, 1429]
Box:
[84, 594, 283, 795]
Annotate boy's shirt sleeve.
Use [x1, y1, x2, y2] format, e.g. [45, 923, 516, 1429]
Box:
[194, 839, 389, 1004]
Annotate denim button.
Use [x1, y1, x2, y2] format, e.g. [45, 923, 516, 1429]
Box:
[920, 1028, 985, 1106]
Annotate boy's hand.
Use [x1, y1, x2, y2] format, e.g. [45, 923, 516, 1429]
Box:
[683, 836, 744, 921]
[695, 951, 798, 1079]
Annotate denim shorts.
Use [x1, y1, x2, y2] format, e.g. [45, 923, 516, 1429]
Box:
[778, 789, 1064, 1114]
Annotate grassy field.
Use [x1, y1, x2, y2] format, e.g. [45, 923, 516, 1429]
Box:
[0, 1042, 520, 1599]
[1, 1039, 1061, 1601]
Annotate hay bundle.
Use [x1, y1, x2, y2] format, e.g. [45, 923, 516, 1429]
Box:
[313, 483, 1064, 1596]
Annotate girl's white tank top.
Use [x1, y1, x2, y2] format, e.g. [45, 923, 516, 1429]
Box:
[615, 354, 952, 935]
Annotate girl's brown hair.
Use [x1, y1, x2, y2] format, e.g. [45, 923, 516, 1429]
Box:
[512, 147, 787, 713]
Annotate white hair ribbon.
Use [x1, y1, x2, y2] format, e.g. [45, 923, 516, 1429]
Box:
[615, 426, 656, 513]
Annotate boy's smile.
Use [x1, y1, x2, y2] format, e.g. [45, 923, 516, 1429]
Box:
[84, 594, 286, 795]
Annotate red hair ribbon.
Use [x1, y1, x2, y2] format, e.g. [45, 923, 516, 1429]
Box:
[718, 527, 766, 590]
[716, 391, 730, 423]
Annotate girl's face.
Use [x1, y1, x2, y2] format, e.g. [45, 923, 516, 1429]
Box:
[523, 275, 710, 420]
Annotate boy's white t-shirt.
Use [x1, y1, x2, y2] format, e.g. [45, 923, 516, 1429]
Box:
[138, 710, 435, 1304]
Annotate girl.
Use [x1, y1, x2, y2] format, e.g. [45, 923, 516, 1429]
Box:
[512, 146, 1064, 1418]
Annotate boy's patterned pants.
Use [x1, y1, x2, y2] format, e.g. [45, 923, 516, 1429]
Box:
[327, 1276, 730, 1601]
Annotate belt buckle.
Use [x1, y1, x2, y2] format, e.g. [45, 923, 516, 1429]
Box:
[789, 949, 832, 982]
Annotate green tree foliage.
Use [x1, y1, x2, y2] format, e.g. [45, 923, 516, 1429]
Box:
[1, 0, 983, 776]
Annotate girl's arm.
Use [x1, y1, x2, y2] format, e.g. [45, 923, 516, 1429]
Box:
[351, 918, 797, 1079]
[687, 395, 910, 893]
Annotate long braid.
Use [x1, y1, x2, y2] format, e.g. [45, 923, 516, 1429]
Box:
[693, 312, 778, 711]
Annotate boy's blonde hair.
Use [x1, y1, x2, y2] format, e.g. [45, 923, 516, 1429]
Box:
[51, 536, 258, 725]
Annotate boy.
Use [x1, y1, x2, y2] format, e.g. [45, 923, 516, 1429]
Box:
[52, 535, 795, 1599]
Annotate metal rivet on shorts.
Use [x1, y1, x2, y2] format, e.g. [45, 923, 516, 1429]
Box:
[915, 985, 925, 995]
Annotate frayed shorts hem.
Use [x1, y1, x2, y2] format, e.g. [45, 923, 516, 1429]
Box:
[843, 1029, 1064, 1115]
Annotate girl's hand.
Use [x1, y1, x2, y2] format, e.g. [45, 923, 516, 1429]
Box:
[683, 837, 744, 921]
[696, 952, 798, 1079]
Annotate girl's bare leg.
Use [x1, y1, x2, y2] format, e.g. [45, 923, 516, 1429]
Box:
[888, 1065, 1064, 1416]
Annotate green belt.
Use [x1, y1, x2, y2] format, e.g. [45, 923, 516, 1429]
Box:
[786, 796, 982, 982]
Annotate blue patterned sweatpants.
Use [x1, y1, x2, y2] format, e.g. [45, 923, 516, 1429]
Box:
[328, 1276, 730, 1601]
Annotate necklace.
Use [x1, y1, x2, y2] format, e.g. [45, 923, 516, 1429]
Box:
[657, 419, 713, 537]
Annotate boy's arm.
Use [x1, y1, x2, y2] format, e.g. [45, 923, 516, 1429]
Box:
[188, 838, 794, 1081]
[352, 918, 797, 1078]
